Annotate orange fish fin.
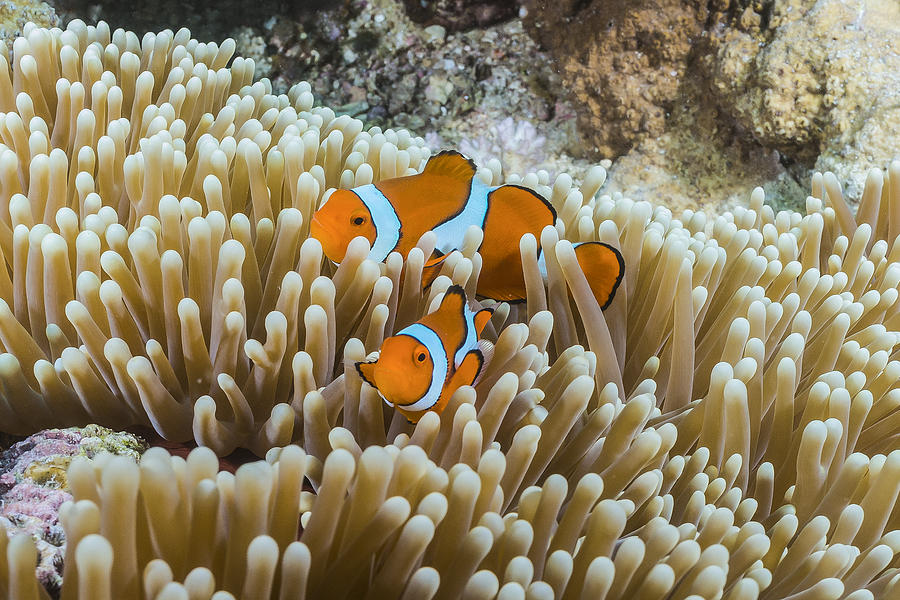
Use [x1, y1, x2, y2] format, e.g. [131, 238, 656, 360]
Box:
[474, 340, 494, 385]
[424, 250, 449, 269]
[474, 308, 493, 335]
[422, 263, 441, 289]
[355, 360, 377, 387]
[404, 349, 484, 424]
[574, 242, 625, 310]
[396, 405, 423, 423]
[471, 283, 525, 302]
[487, 184, 557, 228]
[420, 251, 449, 289]
[438, 284, 467, 315]
[450, 349, 485, 389]
[423, 150, 477, 182]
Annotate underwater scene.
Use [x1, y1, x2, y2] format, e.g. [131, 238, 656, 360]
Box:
[0, 0, 898, 598]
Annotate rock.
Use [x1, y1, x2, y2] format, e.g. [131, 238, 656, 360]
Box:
[424, 24, 447, 42]
[0, 426, 147, 596]
[702, 0, 900, 200]
[238, 0, 575, 169]
[425, 74, 454, 104]
[522, 0, 710, 158]
[401, 0, 519, 31]
[51, 0, 328, 42]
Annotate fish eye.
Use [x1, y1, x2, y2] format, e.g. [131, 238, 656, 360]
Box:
[352, 216, 366, 226]
[416, 352, 427, 362]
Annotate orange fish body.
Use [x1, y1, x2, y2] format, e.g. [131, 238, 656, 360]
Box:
[356, 285, 492, 422]
[311, 151, 624, 307]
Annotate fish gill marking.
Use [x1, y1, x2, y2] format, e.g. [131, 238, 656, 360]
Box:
[431, 178, 494, 256]
[352, 184, 402, 262]
[396, 323, 448, 412]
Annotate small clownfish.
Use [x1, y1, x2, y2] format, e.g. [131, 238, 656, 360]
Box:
[356, 285, 493, 423]
[311, 150, 625, 307]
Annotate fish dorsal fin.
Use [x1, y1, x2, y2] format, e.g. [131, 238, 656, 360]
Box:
[438, 284, 467, 317]
[423, 151, 477, 182]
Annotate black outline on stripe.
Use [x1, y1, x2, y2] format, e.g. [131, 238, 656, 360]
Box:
[442, 284, 471, 362]
[428, 172, 475, 233]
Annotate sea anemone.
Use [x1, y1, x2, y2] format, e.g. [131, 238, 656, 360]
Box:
[0, 19, 899, 600]
[0, 19, 431, 454]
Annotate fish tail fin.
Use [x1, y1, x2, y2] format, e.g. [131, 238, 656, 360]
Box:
[573, 241, 625, 310]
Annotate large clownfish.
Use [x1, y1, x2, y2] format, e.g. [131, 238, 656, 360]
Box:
[311, 150, 625, 306]
[356, 285, 493, 422]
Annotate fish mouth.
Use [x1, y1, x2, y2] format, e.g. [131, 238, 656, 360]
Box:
[309, 216, 346, 263]
[371, 367, 417, 407]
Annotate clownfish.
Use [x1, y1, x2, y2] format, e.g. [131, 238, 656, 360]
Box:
[311, 150, 624, 306]
[356, 285, 493, 422]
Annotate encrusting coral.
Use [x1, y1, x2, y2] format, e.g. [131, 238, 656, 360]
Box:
[0, 19, 899, 600]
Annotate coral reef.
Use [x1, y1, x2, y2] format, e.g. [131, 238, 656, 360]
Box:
[0, 426, 145, 595]
[524, 0, 900, 206]
[522, 0, 709, 158]
[601, 78, 809, 215]
[400, 0, 519, 31]
[51, 0, 311, 42]
[0, 0, 56, 48]
[233, 0, 583, 179]
[703, 0, 900, 200]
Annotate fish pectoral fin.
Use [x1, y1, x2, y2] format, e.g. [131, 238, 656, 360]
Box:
[451, 348, 486, 389]
[421, 251, 452, 289]
[573, 241, 625, 310]
[473, 308, 494, 335]
[355, 360, 378, 387]
[424, 251, 450, 269]
[396, 405, 423, 423]
[474, 340, 494, 385]
[470, 283, 524, 302]
[423, 150, 477, 181]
